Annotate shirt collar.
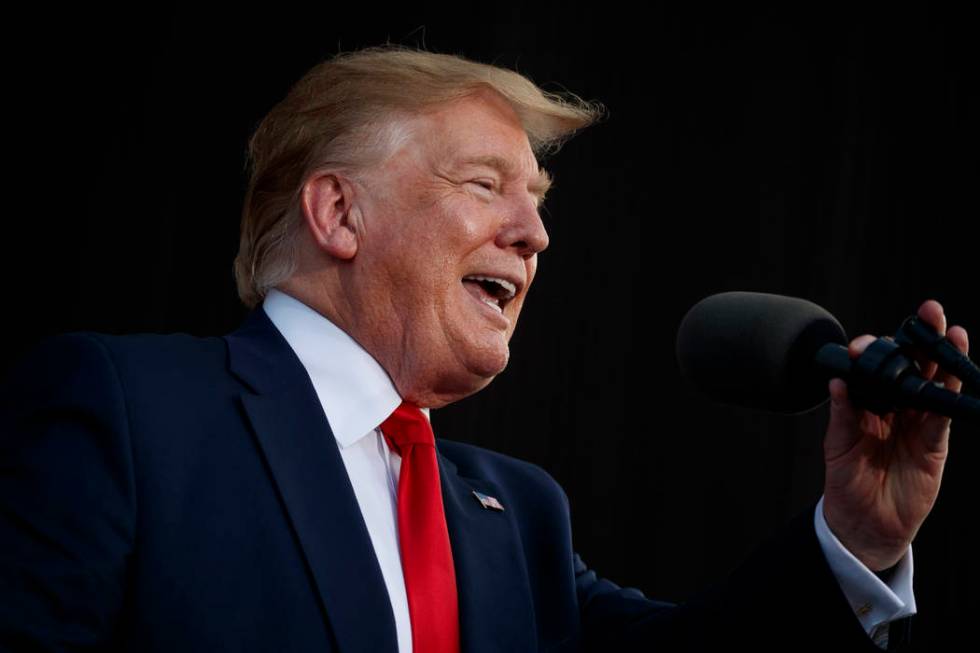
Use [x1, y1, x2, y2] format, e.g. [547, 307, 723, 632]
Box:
[261, 288, 430, 448]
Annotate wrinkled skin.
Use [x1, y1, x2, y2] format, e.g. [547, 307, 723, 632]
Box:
[281, 88, 551, 408]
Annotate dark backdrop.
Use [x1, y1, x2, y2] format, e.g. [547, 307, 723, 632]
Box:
[6, 6, 976, 649]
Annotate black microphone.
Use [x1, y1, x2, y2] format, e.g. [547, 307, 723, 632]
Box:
[676, 292, 980, 422]
[894, 314, 980, 396]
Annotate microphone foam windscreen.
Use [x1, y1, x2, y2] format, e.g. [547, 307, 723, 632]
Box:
[676, 292, 848, 413]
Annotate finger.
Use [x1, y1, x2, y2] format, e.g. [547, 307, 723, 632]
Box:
[912, 299, 946, 380]
[951, 324, 970, 356]
[825, 378, 865, 459]
[917, 299, 946, 335]
[848, 334, 877, 359]
[933, 324, 970, 394]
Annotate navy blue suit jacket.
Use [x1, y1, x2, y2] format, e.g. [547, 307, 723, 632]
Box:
[0, 306, 909, 651]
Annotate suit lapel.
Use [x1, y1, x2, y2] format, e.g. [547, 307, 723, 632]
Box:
[437, 450, 539, 653]
[225, 305, 538, 653]
[225, 307, 398, 653]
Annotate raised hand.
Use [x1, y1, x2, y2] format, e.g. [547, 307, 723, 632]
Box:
[821, 299, 969, 571]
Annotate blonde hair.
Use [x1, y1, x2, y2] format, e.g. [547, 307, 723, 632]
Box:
[233, 44, 605, 308]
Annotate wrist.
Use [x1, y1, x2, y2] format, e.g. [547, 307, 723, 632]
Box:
[873, 563, 898, 583]
[822, 504, 909, 572]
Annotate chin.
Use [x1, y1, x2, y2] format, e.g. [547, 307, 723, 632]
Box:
[414, 368, 502, 409]
[422, 346, 509, 407]
[465, 339, 511, 379]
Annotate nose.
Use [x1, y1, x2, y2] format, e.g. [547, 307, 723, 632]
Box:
[496, 196, 550, 259]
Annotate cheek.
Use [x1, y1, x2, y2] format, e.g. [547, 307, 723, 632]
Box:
[505, 294, 529, 329]
[525, 250, 538, 274]
[522, 258, 539, 297]
[441, 191, 498, 239]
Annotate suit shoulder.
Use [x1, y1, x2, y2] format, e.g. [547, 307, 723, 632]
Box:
[2, 330, 227, 402]
[2, 333, 120, 405]
[81, 330, 225, 367]
[7, 328, 222, 369]
[436, 438, 551, 478]
[436, 439, 569, 505]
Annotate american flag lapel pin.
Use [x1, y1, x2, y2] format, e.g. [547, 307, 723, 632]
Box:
[471, 490, 505, 511]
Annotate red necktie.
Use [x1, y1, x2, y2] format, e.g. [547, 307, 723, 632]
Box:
[380, 402, 460, 653]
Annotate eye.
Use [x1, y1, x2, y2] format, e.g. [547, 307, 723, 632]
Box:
[469, 180, 495, 192]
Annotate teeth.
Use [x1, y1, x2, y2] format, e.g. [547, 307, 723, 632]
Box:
[463, 275, 517, 299]
[482, 297, 503, 313]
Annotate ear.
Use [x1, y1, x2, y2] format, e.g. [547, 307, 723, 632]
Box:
[300, 172, 359, 260]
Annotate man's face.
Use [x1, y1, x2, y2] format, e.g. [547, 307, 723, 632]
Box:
[347, 89, 551, 407]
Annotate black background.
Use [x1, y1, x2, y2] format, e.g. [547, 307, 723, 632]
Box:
[6, 5, 976, 648]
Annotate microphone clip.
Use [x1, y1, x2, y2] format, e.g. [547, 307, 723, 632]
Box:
[894, 315, 980, 396]
[847, 338, 925, 416]
[839, 316, 980, 422]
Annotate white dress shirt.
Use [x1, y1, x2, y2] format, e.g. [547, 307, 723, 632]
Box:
[815, 495, 916, 648]
[262, 287, 915, 651]
[263, 288, 415, 653]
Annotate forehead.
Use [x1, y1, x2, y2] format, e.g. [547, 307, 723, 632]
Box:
[409, 93, 549, 194]
[419, 94, 539, 171]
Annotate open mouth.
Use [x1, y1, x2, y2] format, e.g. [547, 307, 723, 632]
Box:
[461, 275, 517, 314]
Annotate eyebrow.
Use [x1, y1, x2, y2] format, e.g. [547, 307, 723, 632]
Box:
[456, 154, 553, 205]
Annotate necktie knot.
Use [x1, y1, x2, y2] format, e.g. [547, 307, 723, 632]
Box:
[380, 401, 434, 455]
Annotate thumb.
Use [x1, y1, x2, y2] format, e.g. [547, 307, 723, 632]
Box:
[825, 378, 864, 462]
[824, 333, 878, 462]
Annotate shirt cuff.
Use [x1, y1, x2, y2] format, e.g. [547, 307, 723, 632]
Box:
[813, 496, 917, 639]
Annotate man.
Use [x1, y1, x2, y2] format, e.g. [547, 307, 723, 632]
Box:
[0, 45, 969, 651]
